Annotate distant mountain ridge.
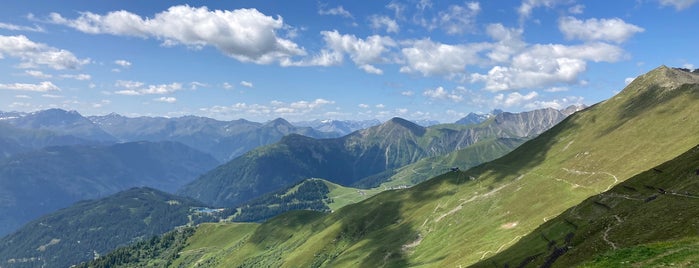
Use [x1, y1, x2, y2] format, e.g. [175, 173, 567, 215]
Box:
[179, 107, 571, 208]
[0, 141, 219, 236]
[89, 114, 339, 161]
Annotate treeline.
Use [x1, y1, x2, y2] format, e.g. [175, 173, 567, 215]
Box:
[234, 179, 332, 222]
[75, 227, 195, 268]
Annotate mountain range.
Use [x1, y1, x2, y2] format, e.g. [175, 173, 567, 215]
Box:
[0, 141, 219, 236]
[179, 107, 571, 208]
[89, 115, 340, 162]
[0, 187, 215, 268]
[78, 66, 699, 267]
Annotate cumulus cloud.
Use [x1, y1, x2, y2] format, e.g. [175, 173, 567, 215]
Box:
[472, 42, 626, 91]
[240, 81, 254, 88]
[400, 38, 488, 79]
[155, 96, 177, 103]
[199, 98, 335, 120]
[358, 103, 370, 108]
[0, 81, 60, 92]
[60, 74, 91, 80]
[318, 5, 353, 18]
[559, 16, 644, 43]
[0, 22, 45, 32]
[658, 0, 698, 10]
[114, 59, 131, 67]
[0, 35, 89, 70]
[493, 91, 538, 107]
[400, 90, 414, 96]
[25, 70, 52, 79]
[114, 80, 182, 95]
[438, 1, 481, 35]
[49, 5, 306, 64]
[369, 15, 400, 33]
[568, 4, 585, 14]
[423, 86, 464, 102]
[296, 30, 396, 74]
[524, 96, 585, 110]
[518, 0, 568, 22]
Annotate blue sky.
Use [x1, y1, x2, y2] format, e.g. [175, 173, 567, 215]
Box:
[0, 0, 696, 122]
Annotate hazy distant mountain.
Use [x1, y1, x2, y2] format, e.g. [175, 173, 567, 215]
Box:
[0, 187, 215, 268]
[292, 119, 381, 136]
[179, 108, 568, 208]
[455, 112, 491, 125]
[2, 109, 116, 142]
[0, 141, 219, 236]
[90, 114, 339, 161]
[0, 110, 114, 158]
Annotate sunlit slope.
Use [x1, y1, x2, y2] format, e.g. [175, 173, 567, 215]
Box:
[475, 144, 699, 267]
[88, 66, 699, 267]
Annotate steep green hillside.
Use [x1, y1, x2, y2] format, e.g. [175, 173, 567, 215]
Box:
[180, 108, 565, 207]
[476, 144, 699, 267]
[0, 141, 219, 236]
[86, 66, 699, 267]
[0, 187, 220, 268]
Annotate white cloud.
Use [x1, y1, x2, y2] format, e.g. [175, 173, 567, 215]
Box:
[545, 86, 569, 92]
[423, 86, 464, 102]
[524, 96, 584, 110]
[558, 16, 644, 43]
[518, 0, 568, 22]
[0, 22, 44, 32]
[376, 104, 386, 108]
[15, 94, 31, 99]
[114, 81, 182, 95]
[0, 35, 89, 70]
[155, 96, 177, 103]
[199, 98, 335, 120]
[568, 4, 585, 14]
[658, 0, 698, 10]
[49, 6, 306, 64]
[222, 82, 234, 89]
[438, 1, 481, 35]
[386, 1, 406, 19]
[400, 90, 414, 96]
[41, 94, 63, 98]
[318, 5, 353, 18]
[25, 70, 52, 79]
[472, 42, 626, 91]
[625, 77, 636, 85]
[60, 74, 91, 80]
[190, 81, 208, 89]
[0, 81, 60, 92]
[682, 63, 695, 69]
[358, 103, 370, 108]
[302, 30, 396, 74]
[485, 23, 526, 63]
[240, 81, 254, 88]
[114, 59, 131, 67]
[493, 91, 538, 107]
[400, 39, 488, 79]
[369, 15, 400, 33]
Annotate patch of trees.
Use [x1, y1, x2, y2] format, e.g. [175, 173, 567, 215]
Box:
[233, 180, 332, 222]
[75, 227, 195, 268]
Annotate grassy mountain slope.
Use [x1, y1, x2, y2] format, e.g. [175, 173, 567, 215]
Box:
[475, 144, 699, 267]
[0, 187, 216, 268]
[0, 141, 219, 236]
[87, 66, 699, 267]
[180, 109, 564, 208]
